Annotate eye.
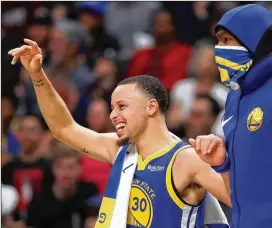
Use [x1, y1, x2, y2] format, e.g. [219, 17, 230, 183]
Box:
[224, 37, 230, 43]
[119, 104, 126, 110]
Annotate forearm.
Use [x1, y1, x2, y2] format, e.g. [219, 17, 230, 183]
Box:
[31, 69, 74, 137]
[222, 171, 231, 196]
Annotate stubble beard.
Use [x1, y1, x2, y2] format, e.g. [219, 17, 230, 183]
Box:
[117, 136, 130, 146]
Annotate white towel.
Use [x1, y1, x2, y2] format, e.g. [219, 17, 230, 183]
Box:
[110, 145, 138, 228]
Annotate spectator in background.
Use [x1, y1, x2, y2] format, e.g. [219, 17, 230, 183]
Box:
[75, 1, 120, 68]
[183, 95, 221, 141]
[1, 95, 20, 157]
[2, 114, 51, 222]
[86, 99, 113, 133]
[27, 143, 98, 228]
[46, 19, 94, 92]
[163, 2, 214, 45]
[167, 39, 228, 132]
[50, 3, 69, 23]
[25, 7, 52, 65]
[73, 57, 118, 126]
[104, 2, 161, 60]
[127, 9, 192, 92]
[81, 99, 112, 195]
[91, 57, 119, 104]
[16, 19, 94, 121]
[182, 95, 231, 221]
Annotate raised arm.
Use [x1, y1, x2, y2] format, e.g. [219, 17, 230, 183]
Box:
[8, 39, 119, 164]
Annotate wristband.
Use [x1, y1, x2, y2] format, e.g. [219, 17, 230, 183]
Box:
[212, 154, 231, 173]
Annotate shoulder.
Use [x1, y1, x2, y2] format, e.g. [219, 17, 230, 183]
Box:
[174, 146, 208, 175]
[174, 41, 192, 49]
[132, 48, 154, 57]
[78, 181, 99, 198]
[2, 157, 20, 170]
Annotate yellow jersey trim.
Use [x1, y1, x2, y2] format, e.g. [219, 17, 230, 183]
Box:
[165, 145, 191, 210]
[95, 197, 116, 228]
[137, 141, 181, 171]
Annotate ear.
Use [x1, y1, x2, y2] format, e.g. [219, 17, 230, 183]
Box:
[148, 98, 159, 116]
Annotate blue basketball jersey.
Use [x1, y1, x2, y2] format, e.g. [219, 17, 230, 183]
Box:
[126, 141, 206, 228]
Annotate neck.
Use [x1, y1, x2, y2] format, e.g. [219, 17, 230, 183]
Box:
[155, 39, 175, 50]
[52, 182, 77, 200]
[135, 117, 176, 160]
[20, 149, 40, 163]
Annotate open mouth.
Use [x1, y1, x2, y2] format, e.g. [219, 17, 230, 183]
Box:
[116, 123, 126, 133]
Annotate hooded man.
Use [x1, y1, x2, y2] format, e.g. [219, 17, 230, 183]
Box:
[190, 4, 272, 228]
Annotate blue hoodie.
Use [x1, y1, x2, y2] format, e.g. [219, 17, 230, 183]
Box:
[216, 4, 272, 228]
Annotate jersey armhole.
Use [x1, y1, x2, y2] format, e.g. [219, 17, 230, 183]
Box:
[165, 145, 192, 210]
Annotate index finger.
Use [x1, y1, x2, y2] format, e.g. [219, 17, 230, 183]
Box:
[24, 39, 40, 53]
[207, 137, 221, 153]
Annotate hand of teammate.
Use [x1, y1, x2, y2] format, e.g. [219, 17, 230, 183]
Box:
[8, 39, 43, 74]
[189, 134, 226, 166]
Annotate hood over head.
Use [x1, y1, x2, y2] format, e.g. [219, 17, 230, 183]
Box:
[215, 4, 272, 62]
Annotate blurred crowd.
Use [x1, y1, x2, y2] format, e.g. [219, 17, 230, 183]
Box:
[2, 1, 272, 228]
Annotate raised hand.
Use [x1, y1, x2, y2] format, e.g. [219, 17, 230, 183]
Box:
[189, 134, 226, 166]
[8, 39, 43, 74]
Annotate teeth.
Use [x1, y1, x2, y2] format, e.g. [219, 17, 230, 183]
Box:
[116, 123, 126, 131]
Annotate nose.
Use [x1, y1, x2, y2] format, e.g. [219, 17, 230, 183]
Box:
[110, 109, 118, 121]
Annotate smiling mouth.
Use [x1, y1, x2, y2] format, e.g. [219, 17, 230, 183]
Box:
[116, 123, 126, 132]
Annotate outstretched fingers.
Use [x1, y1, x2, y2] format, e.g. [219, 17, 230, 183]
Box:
[24, 39, 41, 54]
[11, 55, 20, 65]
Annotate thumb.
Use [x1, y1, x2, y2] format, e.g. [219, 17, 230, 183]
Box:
[189, 138, 196, 148]
[33, 54, 43, 65]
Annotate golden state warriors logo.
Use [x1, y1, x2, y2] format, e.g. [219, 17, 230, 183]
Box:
[247, 107, 263, 131]
[127, 181, 155, 227]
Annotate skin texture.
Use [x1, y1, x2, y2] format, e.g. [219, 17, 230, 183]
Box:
[8, 39, 231, 208]
[216, 29, 241, 46]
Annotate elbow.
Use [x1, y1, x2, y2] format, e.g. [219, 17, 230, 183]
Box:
[51, 122, 75, 141]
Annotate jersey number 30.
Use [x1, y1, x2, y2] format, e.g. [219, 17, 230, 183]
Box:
[132, 197, 147, 212]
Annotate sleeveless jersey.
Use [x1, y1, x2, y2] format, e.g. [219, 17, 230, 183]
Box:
[126, 141, 206, 228]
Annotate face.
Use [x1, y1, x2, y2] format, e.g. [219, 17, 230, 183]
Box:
[79, 12, 101, 31]
[17, 116, 43, 153]
[27, 24, 49, 46]
[186, 99, 215, 139]
[1, 97, 15, 122]
[195, 47, 218, 80]
[53, 157, 81, 188]
[48, 28, 70, 65]
[216, 29, 241, 46]
[110, 84, 156, 144]
[153, 11, 175, 43]
[87, 100, 110, 132]
[94, 58, 117, 90]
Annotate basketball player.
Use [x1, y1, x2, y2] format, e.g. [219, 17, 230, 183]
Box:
[8, 39, 230, 227]
[189, 4, 272, 228]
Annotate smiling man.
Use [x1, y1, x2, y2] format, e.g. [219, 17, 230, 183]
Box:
[8, 38, 229, 227]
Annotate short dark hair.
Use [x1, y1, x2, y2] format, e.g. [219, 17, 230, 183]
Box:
[117, 75, 168, 113]
[196, 94, 221, 117]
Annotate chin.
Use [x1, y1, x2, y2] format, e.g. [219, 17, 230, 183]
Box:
[117, 136, 130, 146]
